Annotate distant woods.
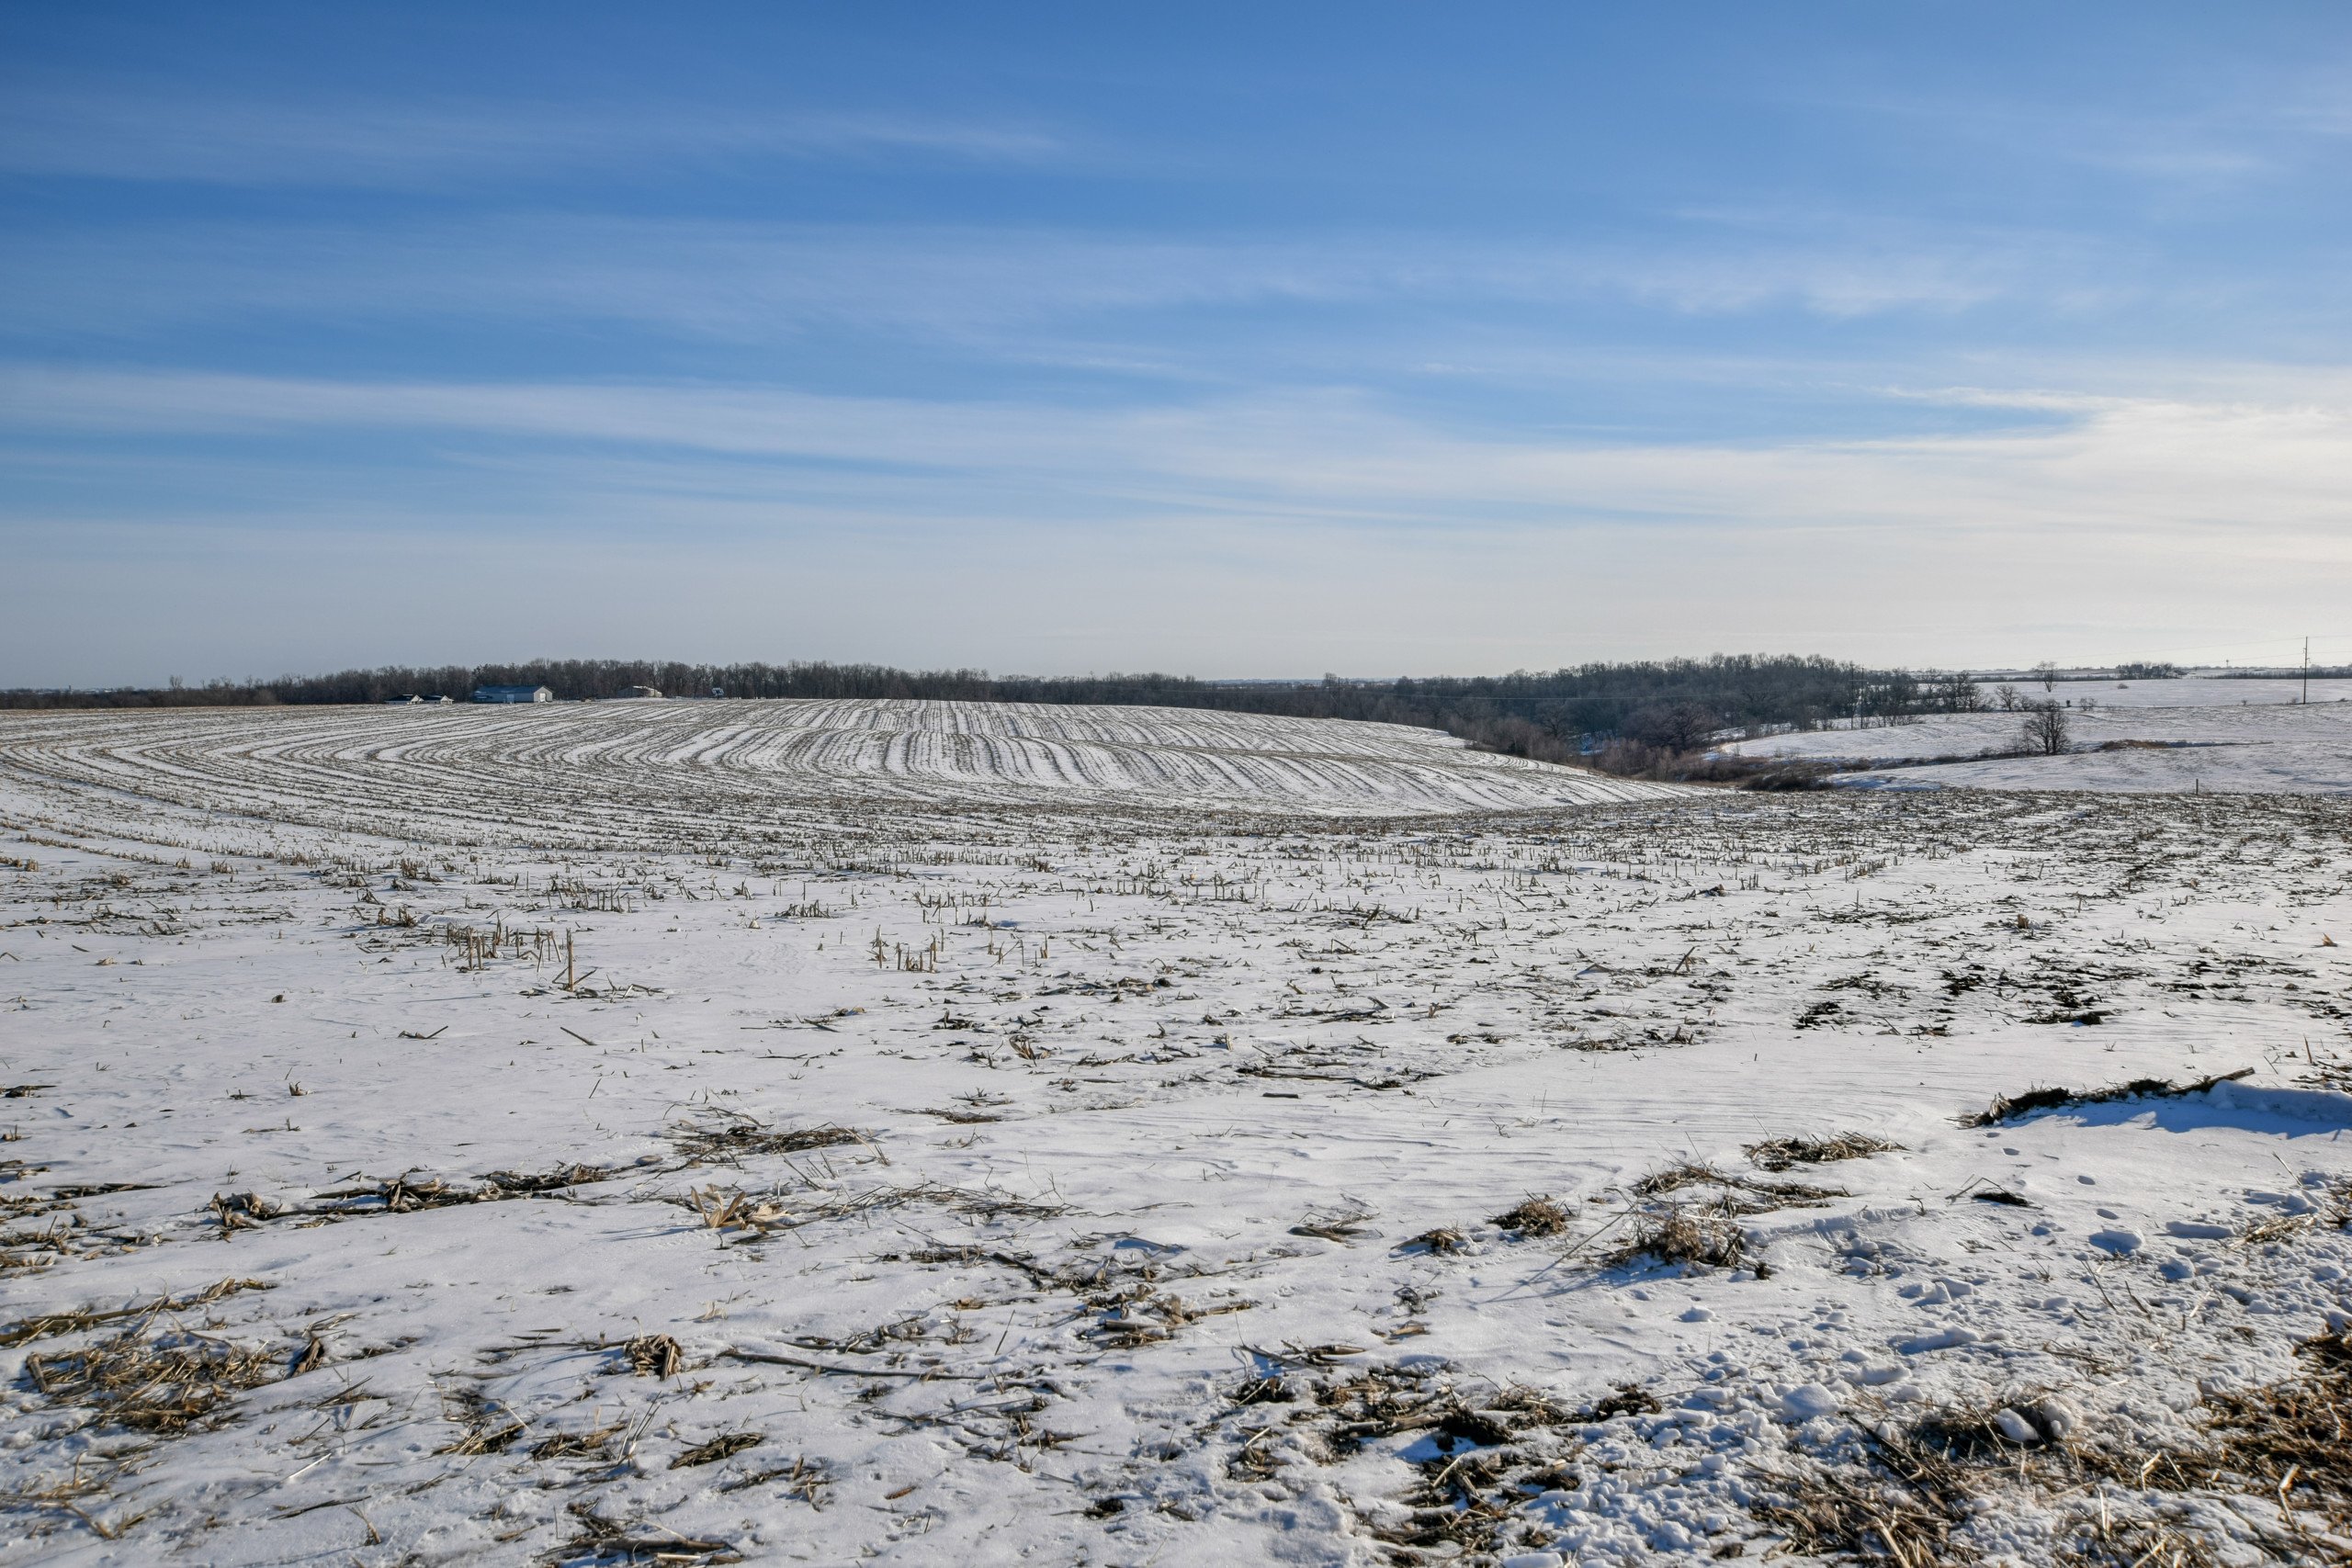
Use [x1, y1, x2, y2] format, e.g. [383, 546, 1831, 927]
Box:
[0, 654, 1896, 730]
[0, 653, 2233, 785]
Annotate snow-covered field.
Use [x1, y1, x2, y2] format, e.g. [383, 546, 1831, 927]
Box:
[1724, 694, 2352, 794]
[0, 703, 1676, 843]
[0, 701, 2347, 1566]
[1989, 679, 2352, 711]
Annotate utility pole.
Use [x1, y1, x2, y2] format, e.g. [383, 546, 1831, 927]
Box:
[2303, 637, 2311, 705]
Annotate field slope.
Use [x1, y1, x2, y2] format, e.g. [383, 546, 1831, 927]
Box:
[0, 701, 1679, 859]
[0, 705, 2346, 1565]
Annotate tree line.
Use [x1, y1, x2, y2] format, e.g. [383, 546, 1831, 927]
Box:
[0, 653, 2152, 784]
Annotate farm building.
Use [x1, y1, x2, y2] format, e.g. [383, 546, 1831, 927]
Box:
[471, 684, 555, 705]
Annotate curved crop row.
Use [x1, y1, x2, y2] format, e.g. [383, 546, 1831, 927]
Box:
[0, 700, 1682, 855]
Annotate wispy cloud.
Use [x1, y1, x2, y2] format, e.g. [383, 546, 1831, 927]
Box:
[9, 363, 2349, 682]
[1798, 82, 2293, 197]
[9, 365, 2350, 547]
[0, 212, 2155, 363]
[0, 86, 1064, 187]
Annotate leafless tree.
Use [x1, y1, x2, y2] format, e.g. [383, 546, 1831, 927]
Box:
[1994, 682, 2022, 711]
[2032, 660, 2058, 692]
[1625, 702, 1722, 754]
[1935, 671, 1986, 712]
[2022, 701, 2070, 754]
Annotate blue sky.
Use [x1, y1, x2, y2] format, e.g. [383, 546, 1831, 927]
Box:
[6, 4, 2351, 683]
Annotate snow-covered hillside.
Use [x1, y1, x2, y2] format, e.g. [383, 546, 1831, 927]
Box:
[1722, 696, 2352, 794]
[0, 702, 1677, 853]
[1989, 678, 2352, 710]
[0, 707, 2346, 1566]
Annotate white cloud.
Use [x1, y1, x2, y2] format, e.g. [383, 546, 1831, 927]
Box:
[10, 363, 2350, 679]
[0, 86, 1063, 187]
[7, 363, 2351, 546]
[0, 213, 2155, 360]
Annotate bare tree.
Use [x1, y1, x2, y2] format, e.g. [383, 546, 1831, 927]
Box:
[2032, 660, 2058, 692]
[1625, 702, 1722, 754]
[1936, 672, 1985, 712]
[1994, 682, 2021, 711]
[2022, 701, 2071, 755]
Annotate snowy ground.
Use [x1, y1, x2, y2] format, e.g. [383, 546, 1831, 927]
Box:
[0, 702, 1676, 835]
[1723, 696, 2352, 795]
[0, 702, 2347, 1566]
[1987, 679, 2352, 712]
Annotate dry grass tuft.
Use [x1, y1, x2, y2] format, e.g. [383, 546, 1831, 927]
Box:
[2054, 1515, 2229, 1568]
[1288, 1205, 1376, 1244]
[310, 1174, 481, 1214]
[1, 1276, 269, 1348]
[1397, 1227, 1466, 1255]
[1632, 1160, 1740, 1198]
[558, 1499, 741, 1564]
[713, 1453, 831, 1506]
[679, 1186, 791, 1235]
[911, 1105, 1005, 1124]
[1906, 1401, 2038, 1460]
[302, 1163, 617, 1219]
[1304, 1361, 1446, 1457]
[1488, 1195, 1570, 1236]
[666, 1110, 865, 1165]
[1630, 1159, 1844, 1210]
[1231, 1374, 1295, 1405]
[1751, 1450, 1967, 1566]
[531, 1422, 623, 1461]
[1606, 1206, 1747, 1271]
[2199, 1325, 2352, 1535]
[2239, 1213, 2314, 1247]
[1489, 1382, 1577, 1425]
[435, 1385, 526, 1455]
[477, 1162, 615, 1194]
[1750, 1406, 2045, 1564]
[26, 1326, 280, 1434]
[624, 1333, 684, 1379]
[1582, 1382, 1661, 1421]
[1964, 1067, 2254, 1127]
[1288, 1361, 1591, 1559]
[209, 1191, 284, 1234]
[1745, 1133, 1903, 1171]
[1757, 1337, 2352, 1564]
[671, 1431, 763, 1469]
